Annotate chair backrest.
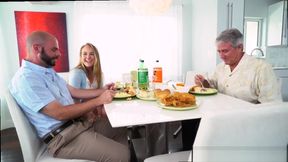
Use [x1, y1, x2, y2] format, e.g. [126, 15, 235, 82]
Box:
[5, 90, 43, 162]
[57, 72, 69, 83]
[193, 103, 288, 162]
[279, 77, 288, 101]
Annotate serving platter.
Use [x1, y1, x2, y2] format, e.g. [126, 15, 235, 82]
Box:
[157, 100, 200, 111]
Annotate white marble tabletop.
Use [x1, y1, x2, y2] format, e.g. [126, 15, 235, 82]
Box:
[104, 92, 255, 128]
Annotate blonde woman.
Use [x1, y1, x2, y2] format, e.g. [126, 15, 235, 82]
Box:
[69, 43, 107, 121]
[69, 43, 103, 90]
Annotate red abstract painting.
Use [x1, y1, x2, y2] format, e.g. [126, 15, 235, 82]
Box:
[15, 11, 69, 72]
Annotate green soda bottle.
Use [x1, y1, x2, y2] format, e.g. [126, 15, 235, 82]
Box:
[138, 59, 149, 90]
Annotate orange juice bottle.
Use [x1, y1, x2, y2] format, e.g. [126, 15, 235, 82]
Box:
[152, 60, 162, 83]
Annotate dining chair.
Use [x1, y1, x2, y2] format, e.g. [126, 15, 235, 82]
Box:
[279, 77, 288, 101]
[5, 90, 92, 162]
[57, 72, 69, 83]
[144, 102, 288, 162]
[172, 70, 205, 139]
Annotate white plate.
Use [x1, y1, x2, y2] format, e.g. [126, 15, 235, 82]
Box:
[114, 92, 135, 99]
[136, 94, 156, 101]
[189, 88, 218, 95]
[136, 90, 156, 101]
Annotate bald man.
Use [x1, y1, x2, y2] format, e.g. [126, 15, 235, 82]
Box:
[9, 31, 130, 162]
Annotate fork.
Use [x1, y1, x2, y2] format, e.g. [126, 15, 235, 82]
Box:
[196, 77, 207, 92]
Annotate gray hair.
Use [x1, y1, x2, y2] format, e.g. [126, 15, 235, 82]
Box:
[216, 28, 243, 48]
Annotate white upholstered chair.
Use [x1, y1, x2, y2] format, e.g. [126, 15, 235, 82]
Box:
[5, 90, 92, 162]
[145, 102, 288, 162]
[172, 70, 207, 138]
[57, 72, 69, 83]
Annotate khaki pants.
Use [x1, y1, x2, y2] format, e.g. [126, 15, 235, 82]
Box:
[47, 117, 130, 162]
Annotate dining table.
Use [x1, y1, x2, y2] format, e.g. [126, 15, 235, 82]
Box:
[104, 90, 255, 128]
[104, 86, 256, 159]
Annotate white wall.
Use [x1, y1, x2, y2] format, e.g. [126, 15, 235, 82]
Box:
[0, 1, 193, 130]
[0, 17, 13, 129]
[182, 0, 193, 75]
[190, 0, 218, 73]
[0, 2, 75, 130]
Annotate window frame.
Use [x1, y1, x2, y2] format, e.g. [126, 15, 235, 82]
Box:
[244, 17, 263, 55]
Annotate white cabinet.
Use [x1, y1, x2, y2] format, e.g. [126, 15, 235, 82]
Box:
[267, 0, 288, 46]
[274, 68, 288, 101]
[217, 0, 244, 34]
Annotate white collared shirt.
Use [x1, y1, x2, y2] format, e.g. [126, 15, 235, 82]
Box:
[209, 54, 281, 104]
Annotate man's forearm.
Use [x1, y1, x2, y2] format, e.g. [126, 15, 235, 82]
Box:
[68, 85, 105, 99]
[41, 98, 104, 121]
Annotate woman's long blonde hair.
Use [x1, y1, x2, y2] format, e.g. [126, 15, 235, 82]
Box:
[76, 43, 102, 88]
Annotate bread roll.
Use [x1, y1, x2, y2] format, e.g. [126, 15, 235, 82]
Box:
[154, 89, 171, 100]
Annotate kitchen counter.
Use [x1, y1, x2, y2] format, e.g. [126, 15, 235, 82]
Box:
[273, 67, 288, 101]
[273, 67, 288, 70]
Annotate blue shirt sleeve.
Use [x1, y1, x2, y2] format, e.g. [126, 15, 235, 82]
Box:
[69, 68, 87, 89]
[10, 72, 55, 113]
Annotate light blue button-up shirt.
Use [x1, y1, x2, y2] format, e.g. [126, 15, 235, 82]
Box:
[69, 68, 89, 89]
[9, 60, 74, 138]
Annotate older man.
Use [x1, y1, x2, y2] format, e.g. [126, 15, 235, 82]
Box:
[9, 31, 130, 162]
[195, 28, 281, 103]
[183, 28, 281, 151]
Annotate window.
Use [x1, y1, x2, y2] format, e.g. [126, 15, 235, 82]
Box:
[244, 18, 263, 55]
[72, 1, 182, 82]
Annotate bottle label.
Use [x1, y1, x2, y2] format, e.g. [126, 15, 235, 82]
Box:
[153, 67, 162, 83]
[138, 68, 149, 90]
[130, 70, 138, 88]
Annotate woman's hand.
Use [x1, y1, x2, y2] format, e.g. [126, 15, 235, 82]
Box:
[103, 82, 115, 90]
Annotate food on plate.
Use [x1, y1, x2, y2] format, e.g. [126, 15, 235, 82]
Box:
[124, 86, 136, 96]
[115, 81, 124, 89]
[114, 83, 136, 98]
[176, 82, 185, 87]
[190, 85, 207, 92]
[137, 90, 155, 99]
[114, 92, 133, 98]
[189, 85, 217, 94]
[160, 92, 196, 107]
[154, 89, 171, 100]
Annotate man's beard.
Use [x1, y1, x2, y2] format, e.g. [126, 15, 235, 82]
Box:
[40, 48, 57, 67]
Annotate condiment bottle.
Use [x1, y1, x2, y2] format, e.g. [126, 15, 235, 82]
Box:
[152, 60, 163, 83]
[137, 59, 149, 90]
